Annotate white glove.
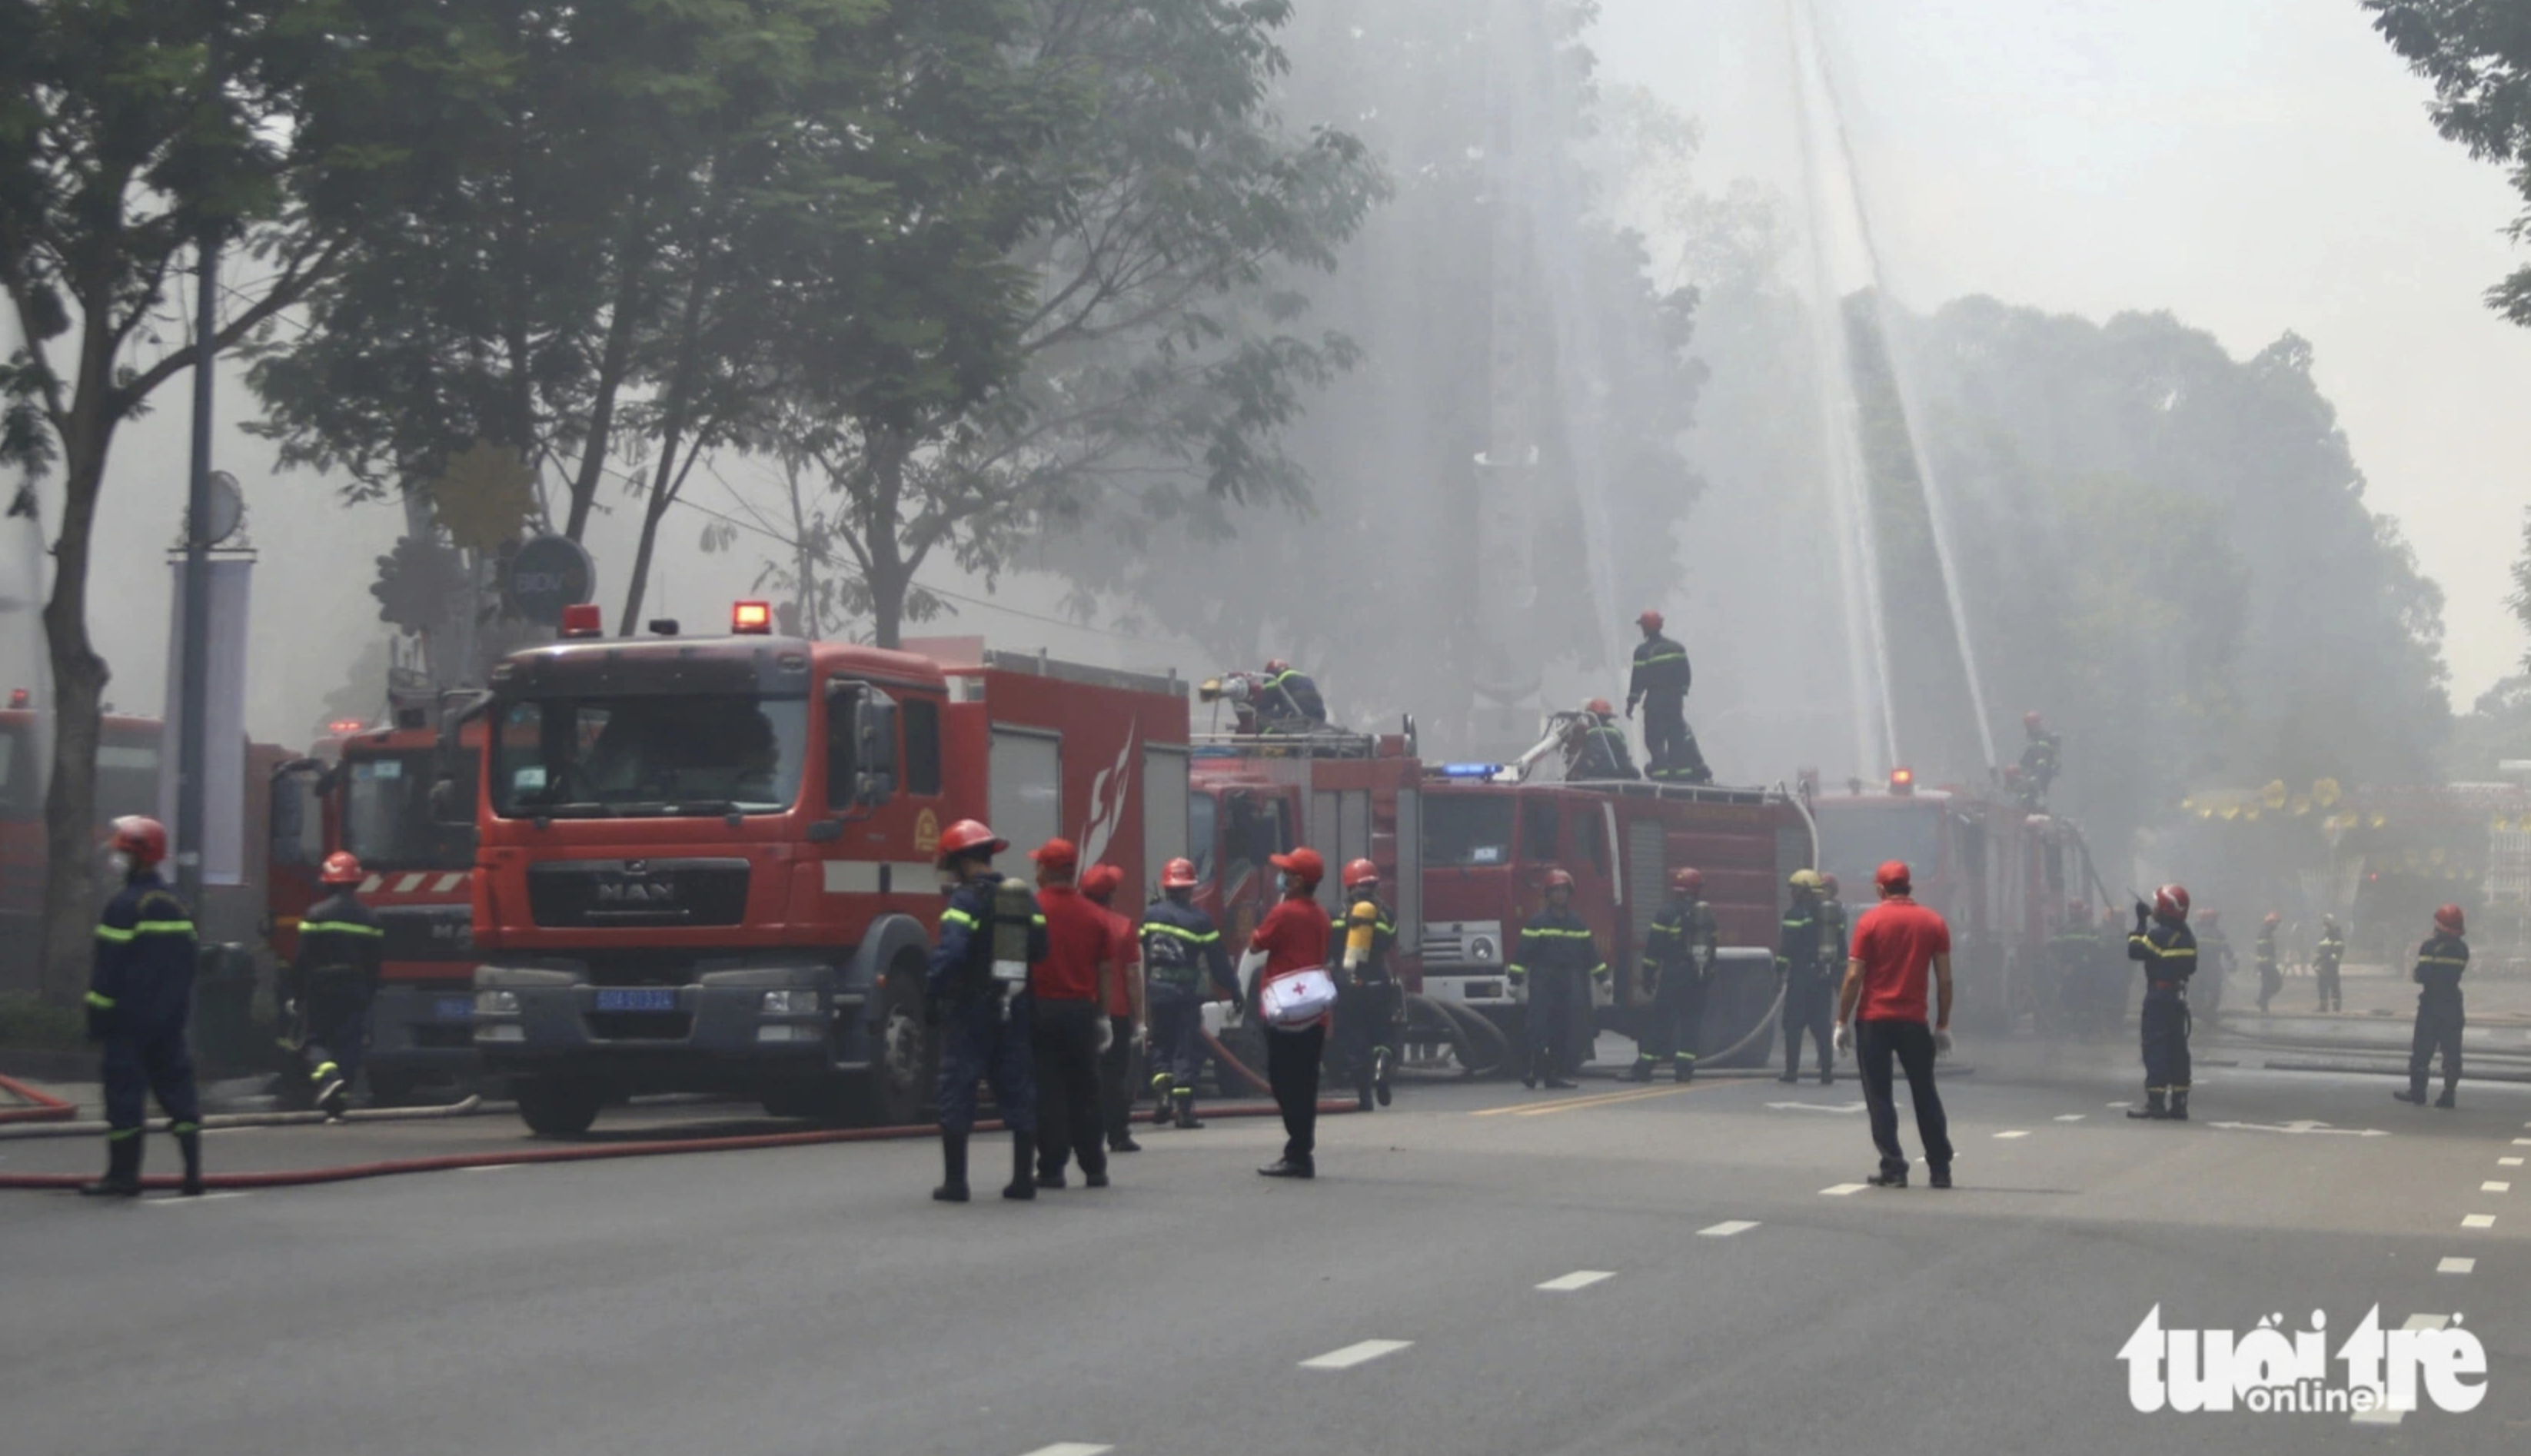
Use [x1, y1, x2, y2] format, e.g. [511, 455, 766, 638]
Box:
[1934, 1028, 1953, 1057]
[1095, 1016, 1115, 1053]
[1235, 946, 1269, 1007]
[1832, 1023, 1852, 1055]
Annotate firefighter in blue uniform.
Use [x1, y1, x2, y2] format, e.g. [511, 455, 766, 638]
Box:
[1142, 856, 1237, 1129]
[81, 817, 204, 1198]
[284, 850, 384, 1118]
[1329, 858, 1403, 1111]
[1628, 867, 1717, 1082]
[1567, 698, 1640, 781]
[2393, 904, 2469, 1109]
[1625, 610, 1711, 784]
[1257, 658, 1326, 731]
[2127, 884, 2197, 1121]
[1778, 870, 1835, 1082]
[2017, 711, 2060, 809]
[2313, 914, 2346, 1012]
[926, 818, 1047, 1203]
[1509, 869, 1608, 1089]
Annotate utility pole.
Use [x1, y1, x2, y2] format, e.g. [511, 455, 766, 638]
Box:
[175, 30, 221, 909]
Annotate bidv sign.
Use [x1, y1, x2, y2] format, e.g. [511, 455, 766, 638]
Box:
[504, 534, 596, 627]
[2119, 1305, 2486, 1415]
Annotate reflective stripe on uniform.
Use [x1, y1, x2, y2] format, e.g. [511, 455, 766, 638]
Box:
[940, 909, 979, 929]
[94, 925, 135, 943]
[298, 920, 384, 938]
[1525, 927, 1595, 940]
[1143, 922, 1219, 945]
[1635, 650, 1685, 665]
[84, 991, 115, 1009]
[134, 920, 196, 936]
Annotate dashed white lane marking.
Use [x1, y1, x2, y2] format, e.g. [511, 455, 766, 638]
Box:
[1300, 1340, 1412, 1371]
[462, 1163, 521, 1173]
[2513, 1139, 2531, 1147]
[2438, 1258, 2476, 1275]
[2461, 1215, 2496, 1229]
[2106, 1102, 2130, 1109]
[2351, 1318, 2451, 1427]
[1994, 1130, 2030, 1140]
[148, 1192, 248, 1205]
[1698, 1220, 1761, 1236]
[2483, 1182, 2512, 1194]
[2503, 1157, 2526, 1168]
[1536, 1270, 1615, 1292]
[2054, 1114, 2085, 1122]
[1021, 1445, 1113, 1456]
[1820, 1183, 1867, 1197]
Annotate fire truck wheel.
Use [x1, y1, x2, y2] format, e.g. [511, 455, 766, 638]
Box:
[515, 1078, 602, 1137]
[843, 956, 932, 1127]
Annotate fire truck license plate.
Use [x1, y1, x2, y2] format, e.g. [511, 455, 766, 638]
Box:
[594, 989, 677, 1012]
[434, 997, 473, 1020]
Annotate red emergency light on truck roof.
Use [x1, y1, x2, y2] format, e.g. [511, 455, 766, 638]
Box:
[732, 600, 773, 634]
[1889, 767, 1915, 795]
[559, 603, 603, 638]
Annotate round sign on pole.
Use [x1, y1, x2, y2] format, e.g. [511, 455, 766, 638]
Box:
[504, 534, 596, 627]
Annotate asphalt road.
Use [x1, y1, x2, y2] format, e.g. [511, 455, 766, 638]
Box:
[4, 1036, 2526, 1456]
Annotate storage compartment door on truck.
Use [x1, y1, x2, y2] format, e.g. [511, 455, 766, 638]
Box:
[989, 726, 1061, 880]
[1142, 743, 1189, 895]
[1391, 785, 1421, 983]
[1625, 819, 1666, 1006]
[1309, 784, 1375, 916]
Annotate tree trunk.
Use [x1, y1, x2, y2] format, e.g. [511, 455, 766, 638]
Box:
[36, 424, 116, 1002]
[865, 434, 911, 650]
[563, 208, 652, 543]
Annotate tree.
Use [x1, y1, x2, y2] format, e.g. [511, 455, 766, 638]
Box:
[2511, 507, 2531, 669]
[0, 0, 407, 997]
[2366, 1, 2531, 325]
[771, 0, 1381, 649]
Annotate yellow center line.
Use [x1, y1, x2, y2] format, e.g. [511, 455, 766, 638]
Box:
[1471, 1082, 1711, 1118]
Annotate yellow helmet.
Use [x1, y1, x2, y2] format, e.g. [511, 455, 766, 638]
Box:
[1788, 869, 1824, 892]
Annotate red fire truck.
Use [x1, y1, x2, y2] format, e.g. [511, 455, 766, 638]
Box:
[1810, 770, 2102, 1034]
[451, 610, 1190, 1135]
[269, 710, 486, 1102]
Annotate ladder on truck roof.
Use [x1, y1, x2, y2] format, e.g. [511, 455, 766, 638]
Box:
[1559, 777, 1786, 809]
[974, 648, 1186, 700]
[1189, 727, 1383, 760]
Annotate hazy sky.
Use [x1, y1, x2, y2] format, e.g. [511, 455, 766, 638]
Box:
[1598, 0, 2531, 703]
[7, 0, 2528, 748]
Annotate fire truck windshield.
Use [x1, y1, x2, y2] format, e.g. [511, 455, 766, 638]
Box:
[343, 751, 474, 869]
[95, 736, 160, 825]
[490, 694, 809, 818]
[1424, 793, 1516, 867]
[1818, 803, 1944, 891]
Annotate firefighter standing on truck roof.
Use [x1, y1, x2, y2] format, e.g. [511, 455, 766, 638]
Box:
[2127, 885, 2197, 1122]
[1567, 699, 1641, 781]
[1329, 859, 1402, 1112]
[1142, 858, 1237, 1129]
[2313, 914, 2346, 1013]
[1029, 839, 1113, 1191]
[1256, 658, 1326, 732]
[284, 851, 385, 1119]
[1778, 870, 1836, 1084]
[1081, 863, 1146, 1155]
[81, 816, 204, 1198]
[2018, 712, 2060, 810]
[1630, 867, 1718, 1082]
[926, 819, 1045, 1205]
[1512, 869, 1609, 1090]
[2254, 912, 2283, 1014]
[1625, 610, 1712, 785]
[2393, 905, 2469, 1110]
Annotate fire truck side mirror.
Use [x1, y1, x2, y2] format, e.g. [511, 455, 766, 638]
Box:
[428, 777, 463, 827]
[826, 680, 899, 807]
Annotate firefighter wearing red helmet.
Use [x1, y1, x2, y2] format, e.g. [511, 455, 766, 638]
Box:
[2395, 905, 2470, 1109]
[2254, 911, 2283, 1013]
[1141, 857, 1235, 1130]
[1567, 698, 1640, 782]
[2017, 711, 2060, 810]
[1625, 610, 1711, 784]
[1329, 859, 1402, 1112]
[924, 819, 1049, 1203]
[80, 817, 205, 1198]
[2126, 885, 2198, 1120]
[1629, 866, 1718, 1081]
[1247, 847, 1333, 1178]
[1256, 658, 1327, 733]
[1511, 868, 1609, 1089]
[283, 850, 385, 1119]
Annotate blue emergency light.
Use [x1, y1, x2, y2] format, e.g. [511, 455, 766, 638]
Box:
[1441, 763, 1503, 780]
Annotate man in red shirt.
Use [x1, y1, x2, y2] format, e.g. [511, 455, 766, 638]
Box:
[1246, 848, 1333, 1179]
[1081, 863, 1146, 1155]
[1029, 839, 1114, 1190]
[1834, 859, 1956, 1189]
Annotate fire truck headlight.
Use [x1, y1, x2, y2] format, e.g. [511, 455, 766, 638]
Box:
[759, 990, 819, 1016]
[1470, 937, 1496, 963]
[474, 990, 520, 1017]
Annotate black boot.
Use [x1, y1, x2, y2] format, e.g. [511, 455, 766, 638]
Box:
[1003, 1132, 1037, 1200]
[1149, 1074, 1176, 1126]
[2127, 1090, 2168, 1119]
[1373, 1047, 1392, 1107]
[1355, 1070, 1375, 1113]
[1173, 1089, 1202, 1129]
[80, 1135, 143, 1198]
[1776, 1065, 1798, 1083]
[2393, 1085, 2428, 1105]
[933, 1131, 971, 1202]
[2168, 1089, 2189, 1122]
[2436, 1085, 2457, 1110]
[1673, 1056, 1693, 1084]
[1627, 1059, 1655, 1083]
[176, 1129, 204, 1197]
[1521, 1047, 1538, 1089]
[1818, 1063, 1833, 1087]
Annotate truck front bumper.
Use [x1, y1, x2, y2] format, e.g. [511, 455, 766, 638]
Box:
[471, 959, 867, 1092]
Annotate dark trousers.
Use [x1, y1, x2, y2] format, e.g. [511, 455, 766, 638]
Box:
[1031, 998, 1108, 1178]
[936, 996, 1035, 1136]
[2315, 960, 2341, 1012]
[101, 1030, 201, 1135]
[1638, 964, 1705, 1064]
[2408, 992, 2463, 1094]
[2140, 989, 2190, 1092]
[1641, 696, 1709, 781]
[1099, 1012, 1139, 1144]
[1781, 980, 1834, 1075]
[1333, 979, 1400, 1099]
[303, 984, 374, 1087]
[1147, 994, 1206, 1088]
[1267, 1021, 1325, 1165]
[2256, 958, 2281, 1012]
[1856, 1018, 1951, 1178]
[1527, 967, 1581, 1075]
